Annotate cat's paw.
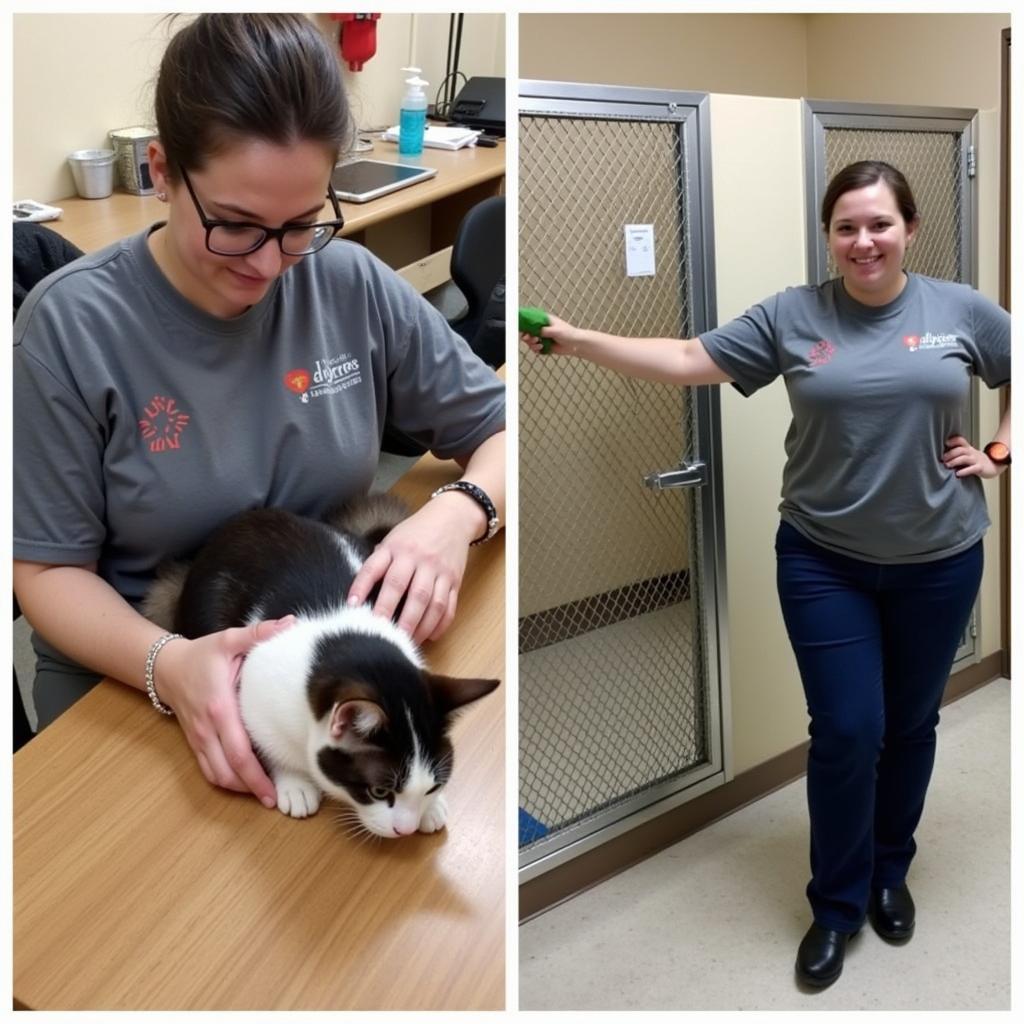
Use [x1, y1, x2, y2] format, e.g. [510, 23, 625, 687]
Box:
[418, 792, 448, 833]
[274, 774, 322, 819]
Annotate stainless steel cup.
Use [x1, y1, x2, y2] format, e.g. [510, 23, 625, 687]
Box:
[67, 149, 117, 199]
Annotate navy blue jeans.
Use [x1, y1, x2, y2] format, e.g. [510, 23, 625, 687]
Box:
[775, 520, 983, 933]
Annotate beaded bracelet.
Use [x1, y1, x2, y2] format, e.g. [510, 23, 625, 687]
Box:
[145, 633, 183, 716]
[430, 480, 500, 545]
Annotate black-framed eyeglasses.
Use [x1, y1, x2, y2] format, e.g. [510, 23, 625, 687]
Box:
[179, 166, 344, 257]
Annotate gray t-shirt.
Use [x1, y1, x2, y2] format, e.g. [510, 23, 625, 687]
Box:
[14, 226, 505, 604]
[699, 274, 1010, 563]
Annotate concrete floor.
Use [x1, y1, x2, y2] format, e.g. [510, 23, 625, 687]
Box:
[520, 677, 1010, 1011]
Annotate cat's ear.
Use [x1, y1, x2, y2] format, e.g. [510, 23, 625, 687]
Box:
[329, 699, 388, 741]
[426, 674, 501, 714]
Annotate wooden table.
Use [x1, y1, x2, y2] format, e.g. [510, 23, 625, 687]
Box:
[13, 456, 506, 1010]
[44, 139, 505, 258]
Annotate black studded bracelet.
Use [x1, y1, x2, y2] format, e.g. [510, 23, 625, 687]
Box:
[430, 480, 501, 545]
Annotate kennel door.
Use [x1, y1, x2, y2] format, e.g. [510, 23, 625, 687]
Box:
[804, 100, 981, 664]
[518, 82, 729, 877]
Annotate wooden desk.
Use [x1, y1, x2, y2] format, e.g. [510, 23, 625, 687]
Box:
[45, 140, 505, 258]
[13, 458, 505, 1010]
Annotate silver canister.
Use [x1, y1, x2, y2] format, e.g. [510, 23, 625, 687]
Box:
[67, 149, 117, 199]
[109, 126, 158, 195]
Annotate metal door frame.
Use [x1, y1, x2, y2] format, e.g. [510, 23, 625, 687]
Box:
[518, 81, 731, 879]
[803, 99, 979, 287]
[802, 99, 982, 665]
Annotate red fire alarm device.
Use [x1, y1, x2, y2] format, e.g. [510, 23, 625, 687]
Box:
[329, 14, 381, 72]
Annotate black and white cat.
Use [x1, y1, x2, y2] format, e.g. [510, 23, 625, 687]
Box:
[143, 494, 499, 838]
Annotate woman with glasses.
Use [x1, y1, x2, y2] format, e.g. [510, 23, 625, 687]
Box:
[13, 14, 505, 810]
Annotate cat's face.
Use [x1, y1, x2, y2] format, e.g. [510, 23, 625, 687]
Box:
[306, 637, 499, 839]
[315, 717, 451, 838]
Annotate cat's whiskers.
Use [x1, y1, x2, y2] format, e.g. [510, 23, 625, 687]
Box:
[332, 805, 373, 842]
[432, 749, 454, 785]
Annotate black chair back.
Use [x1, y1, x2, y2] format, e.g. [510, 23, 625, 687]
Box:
[382, 196, 505, 456]
[448, 195, 505, 367]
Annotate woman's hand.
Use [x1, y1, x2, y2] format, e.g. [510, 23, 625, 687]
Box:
[346, 493, 482, 645]
[153, 617, 296, 807]
[942, 435, 1004, 479]
[520, 313, 584, 357]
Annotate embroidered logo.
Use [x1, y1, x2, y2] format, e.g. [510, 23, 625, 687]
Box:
[903, 332, 959, 352]
[808, 339, 836, 367]
[284, 354, 363, 404]
[139, 395, 191, 452]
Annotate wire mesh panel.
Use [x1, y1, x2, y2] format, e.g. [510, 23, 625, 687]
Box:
[519, 89, 725, 870]
[822, 128, 963, 280]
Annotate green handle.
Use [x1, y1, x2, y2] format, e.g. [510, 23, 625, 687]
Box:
[519, 307, 552, 353]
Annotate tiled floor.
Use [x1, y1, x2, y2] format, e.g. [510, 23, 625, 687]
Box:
[520, 678, 1010, 1011]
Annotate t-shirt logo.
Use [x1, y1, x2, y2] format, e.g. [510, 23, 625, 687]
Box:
[284, 368, 311, 404]
[903, 332, 959, 352]
[138, 395, 191, 452]
[808, 339, 836, 366]
[283, 354, 363, 405]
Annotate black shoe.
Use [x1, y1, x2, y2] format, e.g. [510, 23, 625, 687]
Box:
[870, 883, 915, 941]
[795, 923, 856, 988]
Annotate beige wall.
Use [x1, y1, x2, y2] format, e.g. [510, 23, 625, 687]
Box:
[709, 95, 809, 771]
[13, 12, 504, 202]
[318, 12, 505, 134]
[520, 12, 1009, 108]
[519, 13, 1009, 776]
[805, 13, 1009, 110]
[520, 14, 809, 97]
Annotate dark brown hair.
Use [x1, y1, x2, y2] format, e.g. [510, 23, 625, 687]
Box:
[821, 160, 919, 230]
[154, 14, 352, 180]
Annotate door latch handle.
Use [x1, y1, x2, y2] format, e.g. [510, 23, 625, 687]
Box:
[643, 460, 707, 490]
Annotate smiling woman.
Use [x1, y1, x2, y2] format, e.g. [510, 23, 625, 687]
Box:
[13, 13, 505, 808]
[822, 160, 920, 306]
[522, 156, 1008, 989]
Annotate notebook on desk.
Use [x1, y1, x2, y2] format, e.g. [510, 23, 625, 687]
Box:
[330, 159, 437, 203]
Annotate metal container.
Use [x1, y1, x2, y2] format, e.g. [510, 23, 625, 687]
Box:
[67, 149, 116, 199]
[109, 126, 158, 195]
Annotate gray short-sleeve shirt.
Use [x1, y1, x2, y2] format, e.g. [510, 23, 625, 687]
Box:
[14, 227, 505, 604]
[699, 274, 1009, 563]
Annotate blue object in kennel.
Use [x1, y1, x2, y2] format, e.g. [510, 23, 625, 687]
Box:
[519, 807, 549, 846]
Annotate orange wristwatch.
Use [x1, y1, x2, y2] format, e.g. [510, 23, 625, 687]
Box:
[983, 441, 1011, 466]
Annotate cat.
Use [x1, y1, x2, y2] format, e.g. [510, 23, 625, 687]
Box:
[142, 493, 500, 838]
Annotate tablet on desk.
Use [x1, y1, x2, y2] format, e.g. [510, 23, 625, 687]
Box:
[330, 159, 437, 203]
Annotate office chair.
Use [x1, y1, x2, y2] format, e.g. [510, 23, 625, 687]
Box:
[13, 223, 85, 750]
[446, 194, 505, 369]
[382, 195, 505, 457]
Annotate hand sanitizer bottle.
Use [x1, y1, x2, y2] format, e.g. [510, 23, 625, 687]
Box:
[399, 75, 428, 157]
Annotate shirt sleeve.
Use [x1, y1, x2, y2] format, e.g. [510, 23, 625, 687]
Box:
[374, 262, 506, 459]
[966, 290, 1010, 388]
[697, 293, 782, 397]
[13, 301, 107, 565]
